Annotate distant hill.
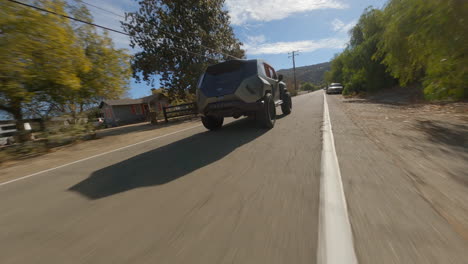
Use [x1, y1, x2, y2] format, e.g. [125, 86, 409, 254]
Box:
[277, 62, 330, 85]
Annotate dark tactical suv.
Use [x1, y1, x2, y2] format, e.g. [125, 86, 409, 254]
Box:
[196, 59, 292, 130]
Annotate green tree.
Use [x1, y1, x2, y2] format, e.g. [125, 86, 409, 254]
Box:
[326, 1, 467, 100]
[61, 1, 132, 121]
[377, 0, 467, 99]
[122, 0, 245, 99]
[0, 0, 89, 139]
[344, 8, 395, 94]
[325, 53, 345, 84]
[1, 0, 132, 140]
[326, 8, 396, 95]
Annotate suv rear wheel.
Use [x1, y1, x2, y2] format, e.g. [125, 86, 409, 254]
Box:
[201, 115, 224, 130]
[281, 92, 292, 115]
[257, 93, 276, 128]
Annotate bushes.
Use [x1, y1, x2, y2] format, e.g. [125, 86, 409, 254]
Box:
[0, 123, 96, 163]
[301, 82, 321, 92]
[288, 87, 298, 97]
[42, 123, 96, 146]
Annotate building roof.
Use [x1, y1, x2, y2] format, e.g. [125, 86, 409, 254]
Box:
[102, 98, 143, 106]
[99, 94, 166, 108]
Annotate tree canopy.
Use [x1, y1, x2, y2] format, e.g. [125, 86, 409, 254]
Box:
[0, 0, 88, 121]
[0, 0, 132, 136]
[326, 0, 467, 100]
[122, 0, 245, 99]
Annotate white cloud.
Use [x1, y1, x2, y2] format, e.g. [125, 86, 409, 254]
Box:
[243, 38, 347, 55]
[245, 34, 266, 45]
[82, 0, 133, 50]
[331, 18, 345, 31]
[226, 0, 348, 25]
[331, 18, 357, 33]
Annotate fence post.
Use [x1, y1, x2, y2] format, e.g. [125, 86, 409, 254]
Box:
[38, 118, 45, 131]
[163, 107, 168, 123]
[192, 103, 197, 119]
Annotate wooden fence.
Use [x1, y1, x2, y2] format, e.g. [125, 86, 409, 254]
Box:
[162, 103, 198, 123]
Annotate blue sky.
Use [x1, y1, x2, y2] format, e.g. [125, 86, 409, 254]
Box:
[86, 0, 388, 98]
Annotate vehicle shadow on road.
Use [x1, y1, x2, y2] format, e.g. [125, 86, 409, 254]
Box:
[68, 118, 268, 199]
[96, 117, 199, 138]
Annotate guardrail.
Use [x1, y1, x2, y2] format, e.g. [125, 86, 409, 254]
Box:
[162, 102, 198, 123]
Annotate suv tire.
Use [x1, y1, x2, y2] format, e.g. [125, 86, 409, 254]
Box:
[281, 92, 292, 115]
[257, 93, 276, 129]
[201, 115, 224, 130]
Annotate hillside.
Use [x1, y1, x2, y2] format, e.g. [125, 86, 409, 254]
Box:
[277, 62, 330, 85]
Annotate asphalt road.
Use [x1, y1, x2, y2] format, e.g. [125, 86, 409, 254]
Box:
[1, 91, 467, 263]
[0, 92, 323, 264]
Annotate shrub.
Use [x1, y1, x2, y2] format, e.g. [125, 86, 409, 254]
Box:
[301, 82, 318, 91]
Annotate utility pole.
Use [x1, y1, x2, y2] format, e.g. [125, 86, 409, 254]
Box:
[288, 51, 300, 90]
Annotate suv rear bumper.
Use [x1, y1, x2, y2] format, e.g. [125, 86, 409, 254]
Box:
[326, 88, 343, 94]
[203, 100, 264, 117]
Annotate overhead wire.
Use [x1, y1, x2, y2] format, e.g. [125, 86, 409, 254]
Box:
[8, 0, 128, 35]
[78, 0, 241, 59]
[7, 0, 240, 60]
[80, 0, 125, 19]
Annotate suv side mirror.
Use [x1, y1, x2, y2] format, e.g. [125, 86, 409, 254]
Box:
[278, 74, 283, 82]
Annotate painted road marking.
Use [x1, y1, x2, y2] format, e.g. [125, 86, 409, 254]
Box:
[317, 92, 358, 264]
[0, 124, 202, 187]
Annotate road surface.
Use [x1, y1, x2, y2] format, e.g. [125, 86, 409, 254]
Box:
[0, 91, 467, 263]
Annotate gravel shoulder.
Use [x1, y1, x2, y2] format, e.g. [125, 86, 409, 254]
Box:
[340, 96, 468, 238]
[327, 93, 468, 263]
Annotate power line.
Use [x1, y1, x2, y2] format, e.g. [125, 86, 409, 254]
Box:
[8, 0, 128, 35]
[77, 0, 241, 60]
[80, 0, 125, 19]
[8, 0, 239, 60]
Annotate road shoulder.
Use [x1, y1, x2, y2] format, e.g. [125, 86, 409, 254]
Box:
[326, 93, 468, 263]
[0, 119, 201, 184]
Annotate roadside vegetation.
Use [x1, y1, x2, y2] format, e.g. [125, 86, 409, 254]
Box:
[1, 0, 132, 140]
[300, 82, 323, 92]
[325, 0, 467, 100]
[0, 0, 131, 162]
[0, 0, 244, 163]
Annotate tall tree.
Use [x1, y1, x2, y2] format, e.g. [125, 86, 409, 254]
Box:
[122, 0, 245, 99]
[0, 0, 89, 138]
[326, 0, 467, 100]
[325, 8, 396, 95]
[378, 0, 467, 99]
[62, 1, 132, 121]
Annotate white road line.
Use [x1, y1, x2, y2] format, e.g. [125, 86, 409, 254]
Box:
[317, 92, 358, 264]
[0, 124, 202, 187]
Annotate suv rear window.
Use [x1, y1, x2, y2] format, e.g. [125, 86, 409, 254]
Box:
[263, 63, 277, 79]
[200, 60, 257, 97]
